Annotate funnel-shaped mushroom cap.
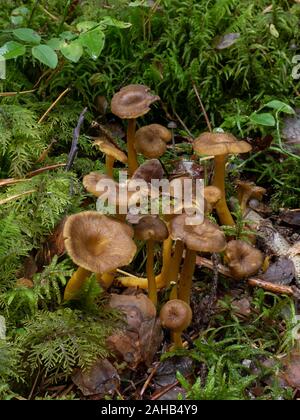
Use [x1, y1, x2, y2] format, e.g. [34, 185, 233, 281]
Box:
[111, 85, 160, 119]
[83, 172, 116, 197]
[193, 132, 252, 156]
[134, 124, 172, 158]
[170, 214, 226, 253]
[204, 186, 222, 212]
[93, 137, 127, 163]
[237, 181, 266, 201]
[132, 159, 164, 183]
[64, 212, 137, 273]
[225, 240, 263, 279]
[134, 215, 169, 242]
[160, 299, 192, 333]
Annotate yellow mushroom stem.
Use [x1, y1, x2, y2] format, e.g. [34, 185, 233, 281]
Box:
[178, 248, 196, 304]
[64, 266, 91, 301]
[171, 332, 183, 348]
[95, 272, 115, 289]
[213, 154, 235, 226]
[169, 240, 184, 300]
[105, 155, 115, 178]
[127, 119, 139, 176]
[147, 239, 157, 306]
[156, 236, 173, 288]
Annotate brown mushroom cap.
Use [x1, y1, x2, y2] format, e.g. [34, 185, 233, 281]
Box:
[169, 214, 226, 253]
[64, 211, 137, 273]
[134, 215, 169, 242]
[193, 132, 252, 156]
[93, 137, 127, 163]
[159, 299, 192, 332]
[111, 85, 160, 119]
[134, 124, 172, 159]
[237, 181, 266, 202]
[132, 159, 164, 183]
[225, 240, 264, 279]
[83, 172, 116, 198]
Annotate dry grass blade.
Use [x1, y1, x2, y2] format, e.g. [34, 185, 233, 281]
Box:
[0, 190, 37, 205]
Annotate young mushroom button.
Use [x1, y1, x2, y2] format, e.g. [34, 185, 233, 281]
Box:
[160, 299, 192, 348]
[193, 132, 252, 226]
[111, 85, 160, 175]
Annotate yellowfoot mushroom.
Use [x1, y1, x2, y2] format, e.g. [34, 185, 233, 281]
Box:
[111, 85, 160, 175]
[224, 239, 264, 279]
[193, 132, 252, 226]
[134, 124, 172, 159]
[236, 181, 266, 214]
[63, 211, 137, 300]
[160, 299, 192, 348]
[93, 137, 127, 178]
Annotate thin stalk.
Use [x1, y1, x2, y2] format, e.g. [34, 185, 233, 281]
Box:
[105, 155, 115, 178]
[127, 119, 139, 175]
[178, 248, 196, 304]
[213, 154, 235, 226]
[64, 267, 91, 301]
[147, 240, 157, 306]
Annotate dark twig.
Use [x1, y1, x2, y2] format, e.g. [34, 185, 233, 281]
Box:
[192, 82, 212, 133]
[65, 107, 87, 171]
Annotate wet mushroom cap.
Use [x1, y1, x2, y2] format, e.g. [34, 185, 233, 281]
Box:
[237, 181, 266, 201]
[134, 215, 169, 242]
[134, 124, 172, 158]
[132, 159, 164, 183]
[64, 212, 137, 274]
[204, 186, 222, 212]
[111, 85, 160, 119]
[170, 214, 226, 253]
[159, 299, 192, 332]
[225, 239, 264, 279]
[93, 137, 128, 163]
[193, 132, 252, 156]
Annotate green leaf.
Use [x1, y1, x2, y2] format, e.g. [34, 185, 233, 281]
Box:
[32, 45, 58, 68]
[59, 31, 77, 41]
[60, 41, 83, 63]
[76, 21, 98, 32]
[249, 113, 276, 127]
[100, 17, 132, 28]
[10, 6, 29, 25]
[47, 38, 63, 50]
[264, 100, 295, 115]
[0, 41, 26, 59]
[13, 28, 41, 44]
[79, 27, 105, 59]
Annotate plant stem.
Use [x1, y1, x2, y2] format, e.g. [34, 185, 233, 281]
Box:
[169, 240, 184, 300]
[213, 154, 235, 226]
[147, 240, 157, 306]
[96, 272, 115, 289]
[127, 119, 139, 176]
[64, 266, 91, 301]
[178, 248, 196, 304]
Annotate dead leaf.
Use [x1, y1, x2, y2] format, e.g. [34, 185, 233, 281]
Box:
[262, 257, 295, 285]
[288, 242, 300, 257]
[280, 210, 300, 227]
[232, 297, 252, 317]
[215, 33, 240, 50]
[72, 358, 120, 397]
[108, 293, 162, 367]
[279, 351, 300, 389]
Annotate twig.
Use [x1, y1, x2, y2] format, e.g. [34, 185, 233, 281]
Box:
[173, 110, 194, 138]
[196, 256, 298, 298]
[140, 363, 159, 398]
[150, 380, 179, 401]
[0, 190, 36, 206]
[0, 89, 36, 97]
[65, 107, 88, 171]
[0, 178, 28, 187]
[26, 163, 66, 178]
[38, 88, 71, 124]
[192, 82, 212, 132]
[28, 369, 40, 400]
[36, 139, 57, 163]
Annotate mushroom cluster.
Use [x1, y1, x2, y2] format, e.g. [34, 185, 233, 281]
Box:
[63, 84, 265, 350]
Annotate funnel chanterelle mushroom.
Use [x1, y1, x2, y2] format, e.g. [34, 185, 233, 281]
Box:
[160, 299, 192, 348]
[93, 137, 127, 178]
[193, 132, 252, 226]
[134, 124, 172, 159]
[134, 215, 168, 306]
[63, 211, 137, 300]
[237, 180, 266, 213]
[111, 85, 160, 175]
[225, 239, 264, 279]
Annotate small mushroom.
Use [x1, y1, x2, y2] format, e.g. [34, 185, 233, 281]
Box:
[204, 185, 222, 214]
[134, 215, 169, 305]
[170, 214, 226, 303]
[236, 180, 266, 214]
[63, 212, 137, 300]
[111, 85, 160, 175]
[93, 137, 127, 178]
[224, 240, 264, 279]
[160, 299, 192, 348]
[193, 132, 252, 226]
[134, 124, 172, 159]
